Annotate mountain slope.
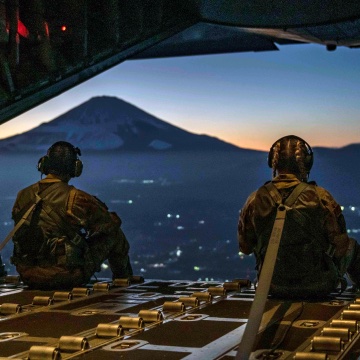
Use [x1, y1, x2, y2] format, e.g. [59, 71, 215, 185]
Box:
[0, 96, 241, 152]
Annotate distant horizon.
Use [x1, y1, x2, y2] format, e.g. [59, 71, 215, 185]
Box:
[1, 94, 359, 152]
[1, 44, 360, 151]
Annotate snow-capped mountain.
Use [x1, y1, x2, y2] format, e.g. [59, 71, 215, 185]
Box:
[0, 96, 240, 152]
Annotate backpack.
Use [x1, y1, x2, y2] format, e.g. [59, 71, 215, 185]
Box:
[254, 182, 342, 298]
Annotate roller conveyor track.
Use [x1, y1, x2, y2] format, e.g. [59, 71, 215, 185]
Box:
[0, 276, 359, 359]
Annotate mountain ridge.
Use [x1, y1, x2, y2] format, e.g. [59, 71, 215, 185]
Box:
[0, 96, 358, 155]
[0, 96, 243, 153]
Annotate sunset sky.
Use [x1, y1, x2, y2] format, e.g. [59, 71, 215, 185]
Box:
[1, 43, 360, 151]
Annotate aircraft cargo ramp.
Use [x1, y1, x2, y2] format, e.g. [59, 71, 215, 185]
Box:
[0, 276, 359, 359]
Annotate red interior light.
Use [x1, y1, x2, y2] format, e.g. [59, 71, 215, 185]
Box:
[61, 25, 67, 32]
[18, 20, 29, 38]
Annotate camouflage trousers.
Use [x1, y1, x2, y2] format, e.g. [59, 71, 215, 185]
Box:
[16, 228, 133, 290]
[16, 264, 86, 290]
[83, 228, 133, 281]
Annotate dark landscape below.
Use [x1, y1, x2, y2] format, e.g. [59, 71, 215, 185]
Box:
[0, 96, 359, 282]
[0, 148, 359, 283]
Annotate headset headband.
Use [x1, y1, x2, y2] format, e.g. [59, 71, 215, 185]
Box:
[267, 135, 313, 172]
[38, 141, 83, 177]
[47, 142, 81, 157]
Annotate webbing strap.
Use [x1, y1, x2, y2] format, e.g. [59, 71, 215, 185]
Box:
[236, 181, 318, 358]
[0, 202, 38, 252]
[264, 181, 309, 207]
[266, 182, 324, 244]
[235, 205, 287, 359]
[0, 182, 62, 252]
[283, 182, 309, 207]
[264, 182, 282, 205]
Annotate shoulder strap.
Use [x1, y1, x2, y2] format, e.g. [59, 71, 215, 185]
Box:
[284, 182, 309, 207]
[0, 182, 62, 252]
[264, 181, 309, 207]
[236, 180, 332, 358]
[236, 203, 288, 359]
[264, 182, 282, 205]
[0, 201, 39, 252]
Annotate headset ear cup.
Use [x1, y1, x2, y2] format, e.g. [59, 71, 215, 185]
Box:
[268, 147, 274, 168]
[73, 159, 83, 177]
[37, 156, 50, 175]
[304, 154, 314, 173]
[302, 141, 314, 173]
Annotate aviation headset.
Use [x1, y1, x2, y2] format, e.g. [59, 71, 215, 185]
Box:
[267, 135, 314, 173]
[37, 141, 83, 178]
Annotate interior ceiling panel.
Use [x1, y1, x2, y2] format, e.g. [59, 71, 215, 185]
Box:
[0, 0, 360, 125]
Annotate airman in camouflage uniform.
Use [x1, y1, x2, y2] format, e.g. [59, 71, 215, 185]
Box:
[238, 135, 360, 297]
[11, 141, 132, 289]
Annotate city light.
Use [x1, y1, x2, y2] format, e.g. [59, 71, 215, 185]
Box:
[348, 229, 360, 234]
[150, 263, 165, 268]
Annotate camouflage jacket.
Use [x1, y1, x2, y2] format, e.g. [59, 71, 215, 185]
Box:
[11, 174, 122, 268]
[238, 174, 350, 262]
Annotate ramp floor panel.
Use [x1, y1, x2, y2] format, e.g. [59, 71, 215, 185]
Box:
[0, 311, 120, 337]
[0, 278, 358, 359]
[0, 340, 47, 357]
[73, 348, 190, 360]
[197, 299, 253, 318]
[130, 319, 242, 347]
[0, 288, 54, 304]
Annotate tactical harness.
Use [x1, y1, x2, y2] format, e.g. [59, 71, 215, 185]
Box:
[262, 181, 344, 298]
[0, 183, 60, 254]
[236, 181, 344, 359]
[5, 183, 94, 271]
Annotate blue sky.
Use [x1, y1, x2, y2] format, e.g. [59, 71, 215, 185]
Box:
[1, 43, 360, 151]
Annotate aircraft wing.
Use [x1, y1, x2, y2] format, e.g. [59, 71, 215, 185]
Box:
[131, 22, 282, 60]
